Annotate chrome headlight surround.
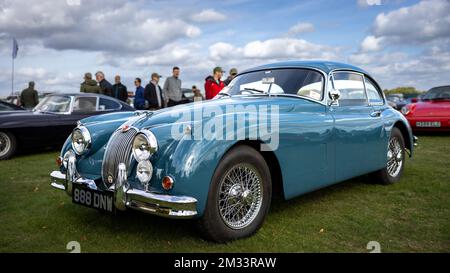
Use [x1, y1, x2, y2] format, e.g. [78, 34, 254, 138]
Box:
[132, 130, 158, 162]
[71, 126, 91, 155]
[401, 106, 410, 116]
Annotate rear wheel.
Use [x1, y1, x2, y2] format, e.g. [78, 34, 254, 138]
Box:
[198, 145, 272, 242]
[0, 131, 17, 160]
[369, 127, 405, 185]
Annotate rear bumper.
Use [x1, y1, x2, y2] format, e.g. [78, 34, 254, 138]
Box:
[50, 170, 198, 219]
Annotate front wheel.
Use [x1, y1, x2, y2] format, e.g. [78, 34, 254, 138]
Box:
[198, 145, 272, 242]
[0, 131, 17, 160]
[369, 127, 406, 185]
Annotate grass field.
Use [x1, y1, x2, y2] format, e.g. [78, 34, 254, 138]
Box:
[0, 136, 449, 253]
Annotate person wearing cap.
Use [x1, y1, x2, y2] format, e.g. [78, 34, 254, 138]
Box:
[163, 66, 183, 107]
[20, 81, 39, 109]
[224, 68, 238, 86]
[205, 67, 225, 100]
[80, 72, 101, 94]
[144, 73, 165, 110]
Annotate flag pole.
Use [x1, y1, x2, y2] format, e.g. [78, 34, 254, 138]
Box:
[11, 49, 15, 97]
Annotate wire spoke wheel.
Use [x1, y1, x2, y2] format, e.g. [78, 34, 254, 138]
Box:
[387, 137, 403, 177]
[218, 163, 263, 230]
[0, 132, 12, 158]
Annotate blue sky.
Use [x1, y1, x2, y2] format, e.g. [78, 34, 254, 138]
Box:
[0, 0, 448, 97]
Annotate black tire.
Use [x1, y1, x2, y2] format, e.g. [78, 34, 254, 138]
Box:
[369, 127, 406, 185]
[198, 145, 272, 243]
[0, 131, 17, 160]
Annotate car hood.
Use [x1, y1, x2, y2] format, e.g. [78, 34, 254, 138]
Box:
[411, 101, 450, 117]
[130, 96, 313, 129]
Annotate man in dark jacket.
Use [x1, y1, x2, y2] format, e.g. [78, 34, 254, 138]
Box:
[95, 71, 113, 97]
[20, 81, 39, 109]
[80, 73, 101, 93]
[112, 75, 128, 102]
[144, 73, 165, 110]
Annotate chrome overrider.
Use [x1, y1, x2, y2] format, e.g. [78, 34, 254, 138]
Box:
[50, 153, 198, 219]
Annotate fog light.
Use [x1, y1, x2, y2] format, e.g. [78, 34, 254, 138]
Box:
[136, 160, 153, 186]
[162, 176, 174, 191]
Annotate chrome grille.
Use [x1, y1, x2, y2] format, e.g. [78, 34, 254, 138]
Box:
[102, 128, 137, 186]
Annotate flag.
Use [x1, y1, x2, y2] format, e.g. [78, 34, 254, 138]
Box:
[12, 38, 19, 59]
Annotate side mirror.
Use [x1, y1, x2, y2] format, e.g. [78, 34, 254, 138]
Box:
[411, 98, 418, 103]
[329, 89, 341, 105]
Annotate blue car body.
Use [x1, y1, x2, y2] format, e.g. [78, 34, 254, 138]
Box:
[52, 61, 414, 219]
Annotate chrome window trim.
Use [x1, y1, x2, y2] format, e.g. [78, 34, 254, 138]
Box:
[97, 97, 123, 112]
[328, 70, 371, 107]
[72, 95, 99, 113]
[363, 75, 386, 106]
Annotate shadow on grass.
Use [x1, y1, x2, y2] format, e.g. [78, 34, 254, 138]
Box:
[67, 175, 370, 244]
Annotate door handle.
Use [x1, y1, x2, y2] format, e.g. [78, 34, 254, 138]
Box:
[370, 110, 382, 118]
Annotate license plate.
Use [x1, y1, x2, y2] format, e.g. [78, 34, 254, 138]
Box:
[416, 121, 441, 127]
[72, 184, 115, 213]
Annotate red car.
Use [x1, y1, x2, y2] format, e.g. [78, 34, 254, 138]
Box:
[402, 86, 450, 132]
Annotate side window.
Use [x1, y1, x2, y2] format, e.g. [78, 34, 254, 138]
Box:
[99, 98, 121, 111]
[365, 77, 384, 105]
[73, 97, 97, 112]
[332, 72, 368, 106]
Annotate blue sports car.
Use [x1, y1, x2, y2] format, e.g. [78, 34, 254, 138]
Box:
[50, 61, 415, 242]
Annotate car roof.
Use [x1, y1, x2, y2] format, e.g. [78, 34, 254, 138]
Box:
[47, 93, 113, 98]
[243, 60, 369, 75]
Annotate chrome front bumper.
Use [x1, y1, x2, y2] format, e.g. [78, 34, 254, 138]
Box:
[50, 170, 198, 219]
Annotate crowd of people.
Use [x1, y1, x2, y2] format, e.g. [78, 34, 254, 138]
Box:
[18, 66, 239, 110]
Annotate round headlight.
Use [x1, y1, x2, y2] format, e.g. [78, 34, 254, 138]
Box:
[132, 130, 158, 162]
[136, 160, 153, 185]
[71, 126, 91, 155]
[401, 106, 410, 116]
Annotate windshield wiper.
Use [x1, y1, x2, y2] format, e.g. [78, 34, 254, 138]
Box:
[218, 92, 232, 98]
[241, 88, 268, 94]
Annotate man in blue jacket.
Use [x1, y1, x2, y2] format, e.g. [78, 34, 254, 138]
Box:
[134, 78, 146, 110]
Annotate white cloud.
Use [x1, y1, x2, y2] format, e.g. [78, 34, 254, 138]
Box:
[210, 38, 340, 61]
[190, 9, 227, 23]
[0, 0, 201, 54]
[134, 43, 200, 66]
[360, 35, 384, 52]
[287, 22, 315, 36]
[371, 0, 450, 45]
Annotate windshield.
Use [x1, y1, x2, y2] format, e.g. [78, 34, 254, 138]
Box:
[34, 95, 72, 113]
[221, 68, 324, 100]
[423, 87, 450, 100]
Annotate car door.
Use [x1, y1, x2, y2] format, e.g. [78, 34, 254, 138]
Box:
[330, 71, 386, 182]
[364, 76, 390, 170]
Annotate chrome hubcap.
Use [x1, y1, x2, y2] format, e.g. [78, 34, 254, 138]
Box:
[0, 132, 11, 157]
[218, 163, 263, 230]
[387, 137, 403, 177]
